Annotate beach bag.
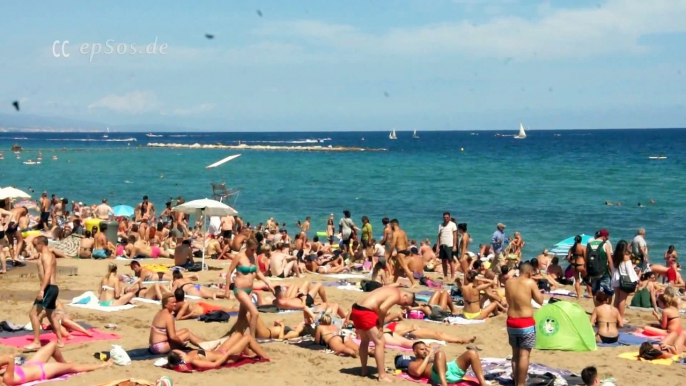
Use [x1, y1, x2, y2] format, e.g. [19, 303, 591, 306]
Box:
[428, 306, 451, 321]
[406, 310, 425, 319]
[394, 354, 415, 370]
[586, 240, 608, 277]
[619, 275, 637, 293]
[110, 345, 131, 366]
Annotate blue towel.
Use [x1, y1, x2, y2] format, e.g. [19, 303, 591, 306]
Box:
[597, 332, 658, 347]
[76, 296, 92, 305]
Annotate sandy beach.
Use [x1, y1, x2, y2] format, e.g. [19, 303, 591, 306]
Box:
[1, 257, 683, 386]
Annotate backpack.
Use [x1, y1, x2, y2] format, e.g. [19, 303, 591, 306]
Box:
[586, 240, 608, 277]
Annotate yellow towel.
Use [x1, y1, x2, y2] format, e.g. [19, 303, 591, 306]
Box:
[617, 351, 677, 366]
[143, 264, 172, 273]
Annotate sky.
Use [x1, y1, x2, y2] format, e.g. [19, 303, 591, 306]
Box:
[1, 0, 685, 132]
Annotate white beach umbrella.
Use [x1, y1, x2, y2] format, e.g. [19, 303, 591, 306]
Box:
[172, 198, 238, 270]
[0, 187, 31, 200]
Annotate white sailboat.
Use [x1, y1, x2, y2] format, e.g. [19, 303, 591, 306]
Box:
[103, 127, 109, 138]
[389, 129, 397, 140]
[412, 130, 419, 139]
[514, 123, 527, 139]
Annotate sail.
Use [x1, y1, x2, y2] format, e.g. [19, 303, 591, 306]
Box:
[389, 129, 397, 139]
[516, 123, 527, 139]
[413, 130, 418, 138]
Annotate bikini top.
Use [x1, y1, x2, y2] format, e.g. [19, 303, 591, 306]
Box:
[236, 265, 257, 275]
[151, 325, 167, 334]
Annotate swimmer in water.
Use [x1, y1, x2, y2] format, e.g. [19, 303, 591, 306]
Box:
[605, 201, 613, 206]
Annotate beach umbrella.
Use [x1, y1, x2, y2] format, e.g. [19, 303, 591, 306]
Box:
[172, 198, 238, 270]
[0, 187, 31, 200]
[549, 234, 592, 256]
[112, 205, 135, 217]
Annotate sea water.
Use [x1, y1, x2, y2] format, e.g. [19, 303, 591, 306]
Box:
[1, 129, 684, 258]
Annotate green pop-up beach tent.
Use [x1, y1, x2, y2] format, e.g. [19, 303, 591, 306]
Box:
[534, 301, 597, 351]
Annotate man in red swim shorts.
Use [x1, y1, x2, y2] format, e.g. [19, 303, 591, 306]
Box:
[351, 287, 415, 383]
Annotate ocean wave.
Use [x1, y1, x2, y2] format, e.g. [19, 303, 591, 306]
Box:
[0, 136, 29, 140]
[169, 135, 188, 137]
[47, 138, 138, 142]
[240, 138, 331, 144]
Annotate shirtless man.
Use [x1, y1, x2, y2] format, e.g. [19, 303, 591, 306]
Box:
[174, 239, 195, 267]
[221, 215, 235, 240]
[172, 204, 188, 238]
[408, 247, 426, 279]
[504, 263, 543, 386]
[407, 343, 489, 386]
[351, 287, 416, 382]
[26, 235, 63, 350]
[92, 223, 115, 259]
[386, 219, 417, 287]
[94, 199, 114, 220]
[5, 206, 28, 263]
[270, 243, 302, 278]
[231, 228, 250, 252]
[301, 216, 311, 233]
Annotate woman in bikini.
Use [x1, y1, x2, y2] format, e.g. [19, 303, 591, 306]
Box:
[630, 271, 659, 310]
[98, 263, 135, 307]
[611, 240, 638, 323]
[651, 293, 683, 344]
[638, 334, 686, 360]
[403, 288, 459, 317]
[664, 245, 678, 264]
[326, 218, 335, 245]
[149, 294, 205, 354]
[590, 291, 622, 344]
[228, 311, 309, 341]
[167, 331, 268, 371]
[458, 271, 506, 320]
[566, 235, 590, 300]
[171, 270, 224, 300]
[0, 341, 112, 386]
[78, 230, 94, 259]
[227, 238, 274, 338]
[386, 321, 476, 344]
[315, 314, 363, 357]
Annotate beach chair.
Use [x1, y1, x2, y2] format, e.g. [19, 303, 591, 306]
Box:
[210, 182, 241, 206]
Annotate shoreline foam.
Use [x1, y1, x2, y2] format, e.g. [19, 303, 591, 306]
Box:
[147, 142, 386, 152]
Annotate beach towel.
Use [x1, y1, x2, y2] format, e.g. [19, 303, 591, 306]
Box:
[337, 285, 362, 292]
[132, 298, 161, 305]
[0, 328, 120, 348]
[397, 372, 480, 385]
[479, 357, 575, 384]
[21, 373, 78, 386]
[323, 273, 368, 280]
[617, 351, 677, 365]
[597, 332, 659, 347]
[168, 356, 269, 373]
[0, 322, 92, 338]
[68, 302, 136, 312]
[143, 264, 173, 273]
[52, 234, 81, 258]
[443, 316, 485, 325]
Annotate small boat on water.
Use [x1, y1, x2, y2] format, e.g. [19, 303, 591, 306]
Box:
[23, 160, 40, 165]
[648, 155, 667, 160]
[514, 123, 527, 139]
[146, 133, 163, 138]
[103, 127, 109, 138]
[389, 129, 397, 140]
[412, 130, 419, 139]
[52, 155, 58, 160]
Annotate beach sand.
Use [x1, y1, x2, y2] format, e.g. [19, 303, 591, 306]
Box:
[1, 259, 683, 386]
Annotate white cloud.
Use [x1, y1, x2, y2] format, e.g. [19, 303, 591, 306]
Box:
[254, 0, 686, 60]
[88, 90, 161, 114]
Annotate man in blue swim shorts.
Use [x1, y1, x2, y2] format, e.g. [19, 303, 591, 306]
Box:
[406, 342, 489, 386]
[505, 262, 544, 386]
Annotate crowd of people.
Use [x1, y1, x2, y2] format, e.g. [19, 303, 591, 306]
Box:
[2, 192, 684, 386]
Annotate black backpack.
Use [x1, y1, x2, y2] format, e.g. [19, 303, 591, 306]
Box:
[586, 240, 608, 277]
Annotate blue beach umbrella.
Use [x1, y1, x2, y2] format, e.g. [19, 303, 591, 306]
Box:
[112, 205, 135, 217]
[549, 234, 592, 256]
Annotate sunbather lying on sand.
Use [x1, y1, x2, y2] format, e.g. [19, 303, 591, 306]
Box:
[173, 289, 238, 320]
[171, 270, 225, 300]
[128, 260, 199, 284]
[387, 321, 476, 345]
[149, 294, 206, 354]
[638, 334, 686, 360]
[406, 342, 490, 386]
[275, 281, 328, 309]
[0, 341, 112, 386]
[403, 288, 459, 317]
[228, 311, 310, 341]
[38, 300, 93, 339]
[166, 331, 269, 371]
[314, 314, 365, 357]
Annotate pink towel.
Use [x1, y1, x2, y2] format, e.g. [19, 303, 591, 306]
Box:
[352, 338, 412, 352]
[0, 329, 120, 348]
[397, 372, 481, 385]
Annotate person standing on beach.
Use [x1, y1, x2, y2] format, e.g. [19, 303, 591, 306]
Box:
[172, 200, 188, 238]
[491, 223, 508, 274]
[361, 216, 373, 249]
[136, 195, 156, 221]
[94, 198, 114, 220]
[387, 219, 417, 287]
[504, 262, 543, 386]
[38, 192, 50, 230]
[379, 217, 392, 251]
[631, 228, 649, 271]
[585, 229, 613, 297]
[26, 236, 63, 351]
[436, 213, 457, 280]
[339, 210, 356, 253]
[351, 287, 416, 382]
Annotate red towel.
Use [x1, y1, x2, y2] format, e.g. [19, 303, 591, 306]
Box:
[0, 329, 120, 348]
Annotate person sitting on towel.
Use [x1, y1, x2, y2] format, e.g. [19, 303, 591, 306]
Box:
[149, 294, 206, 354]
[166, 331, 269, 371]
[406, 342, 489, 386]
[0, 341, 112, 385]
[590, 291, 622, 344]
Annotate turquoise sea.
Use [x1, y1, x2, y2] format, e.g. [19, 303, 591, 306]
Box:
[1, 129, 684, 258]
